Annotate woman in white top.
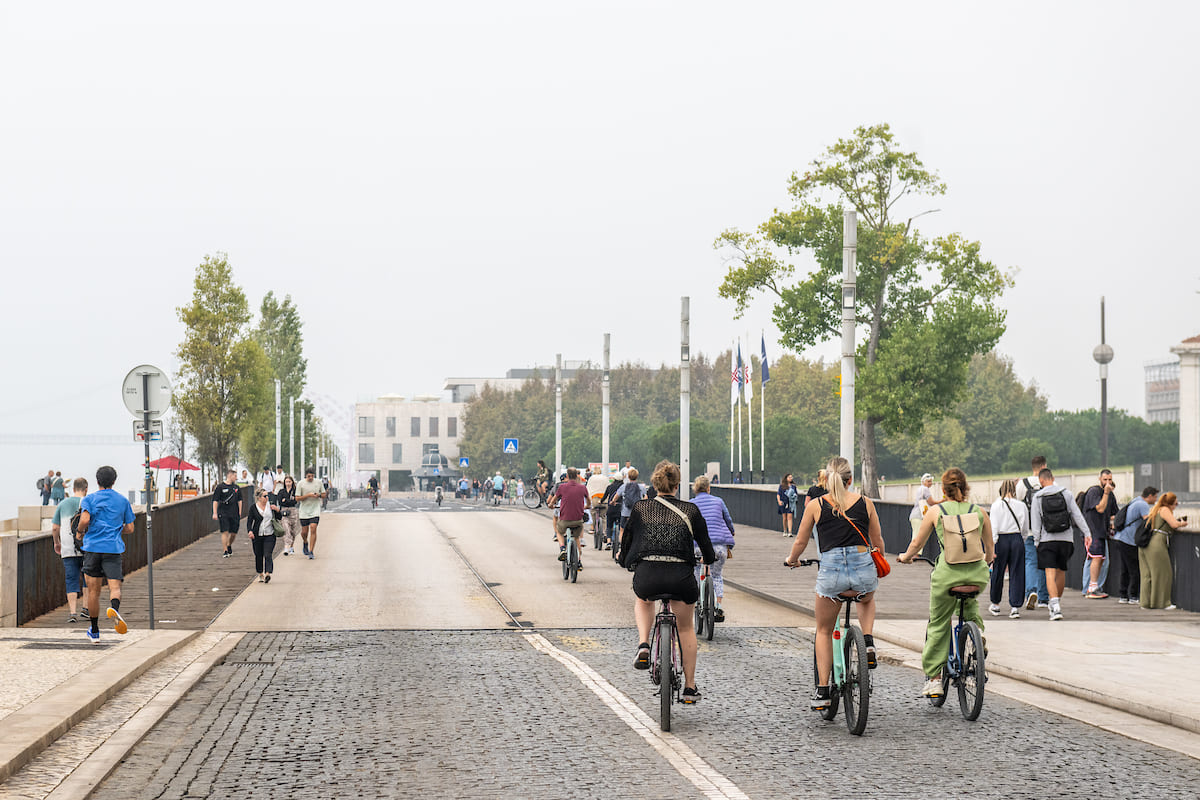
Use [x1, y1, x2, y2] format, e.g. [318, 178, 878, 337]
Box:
[988, 478, 1028, 618]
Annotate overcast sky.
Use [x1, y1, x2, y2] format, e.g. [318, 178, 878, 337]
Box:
[3, 1, 1198, 451]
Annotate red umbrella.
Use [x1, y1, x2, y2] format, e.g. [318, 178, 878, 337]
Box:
[148, 455, 199, 471]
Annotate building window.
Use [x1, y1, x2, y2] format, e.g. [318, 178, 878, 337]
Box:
[358, 443, 375, 463]
[358, 416, 375, 437]
[411, 417, 421, 436]
[392, 443, 403, 463]
[385, 416, 396, 437]
[429, 417, 439, 437]
[447, 417, 457, 437]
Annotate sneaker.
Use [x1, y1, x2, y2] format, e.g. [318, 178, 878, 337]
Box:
[308, 552, 315, 560]
[1117, 597, 1128, 604]
[1009, 607, 1021, 619]
[222, 551, 230, 559]
[604, 543, 612, 550]
[1130, 597, 1140, 605]
[988, 604, 1001, 616]
[576, 561, 583, 570]
[264, 575, 271, 584]
[257, 575, 264, 583]
[303, 543, 310, 556]
[866, 646, 877, 669]
[1049, 609, 1064, 621]
[714, 608, 725, 623]
[681, 687, 701, 704]
[1025, 592, 1038, 610]
[1165, 605, 1178, 611]
[1085, 591, 1108, 599]
[1035, 602, 1049, 609]
[557, 548, 567, 562]
[86, 629, 100, 644]
[634, 644, 650, 670]
[283, 549, 291, 556]
[107, 607, 128, 635]
[67, 613, 77, 623]
[922, 678, 944, 698]
[810, 687, 831, 709]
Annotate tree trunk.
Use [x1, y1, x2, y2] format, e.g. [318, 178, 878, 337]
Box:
[860, 417, 880, 498]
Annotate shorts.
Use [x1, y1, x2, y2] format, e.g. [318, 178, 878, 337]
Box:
[217, 514, 240, 533]
[814, 545, 879, 600]
[493, 489, 503, 497]
[82, 552, 124, 581]
[633, 561, 699, 604]
[300, 516, 320, 527]
[1037, 540, 1074, 571]
[63, 555, 83, 595]
[556, 518, 584, 535]
[1087, 534, 1107, 558]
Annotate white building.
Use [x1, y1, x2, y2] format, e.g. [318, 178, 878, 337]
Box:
[354, 395, 465, 491]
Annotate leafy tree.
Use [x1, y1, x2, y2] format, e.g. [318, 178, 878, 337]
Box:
[717, 123, 1012, 496]
[1003, 438, 1057, 474]
[883, 417, 969, 478]
[250, 291, 313, 471]
[174, 254, 274, 473]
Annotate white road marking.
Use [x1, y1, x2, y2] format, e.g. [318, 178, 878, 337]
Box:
[524, 633, 749, 800]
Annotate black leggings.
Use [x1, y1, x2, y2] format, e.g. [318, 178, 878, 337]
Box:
[253, 534, 277, 575]
[1110, 539, 1141, 600]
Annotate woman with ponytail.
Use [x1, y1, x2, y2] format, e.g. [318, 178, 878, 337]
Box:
[1139, 491, 1185, 609]
[785, 457, 885, 711]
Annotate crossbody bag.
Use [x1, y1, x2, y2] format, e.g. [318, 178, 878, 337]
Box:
[822, 497, 890, 578]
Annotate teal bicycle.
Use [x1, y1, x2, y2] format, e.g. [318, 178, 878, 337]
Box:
[788, 559, 870, 736]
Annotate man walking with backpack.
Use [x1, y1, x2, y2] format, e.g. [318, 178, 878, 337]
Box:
[1015, 456, 1050, 610]
[1030, 468, 1089, 621]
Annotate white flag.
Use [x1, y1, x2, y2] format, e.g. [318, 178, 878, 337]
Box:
[744, 357, 753, 402]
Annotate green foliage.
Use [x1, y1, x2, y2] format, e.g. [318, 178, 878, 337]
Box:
[1003, 438, 1057, 474]
[249, 291, 314, 473]
[883, 417, 969, 477]
[716, 123, 1013, 495]
[958, 352, 1047, 473]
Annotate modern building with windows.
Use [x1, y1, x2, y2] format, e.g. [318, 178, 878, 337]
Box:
[354, 394, 464, 491]
[1145, 359, 1181, 424]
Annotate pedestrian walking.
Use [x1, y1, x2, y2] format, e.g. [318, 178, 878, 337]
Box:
[247, 489, 277, 583]
[51, 477, 88, 623]
[492, 472, 505, 505]
[909, 473, 937, 538]
[1113, 486, 1155, 603]
[988, 479, 1027, 618]
[1016, 455, 1050, 610]
[1030, 468, 1088, 621]
[258, 465, 276, 496]
[899, 468, 994, 698]
[1139, 491, 1186, 610]
[77, 466, 135, 642]
[50, 471, 66, 505]
[275, 474, 301, 555]
[41, 468, 54, 505]
[296, 467, 325, 559]
[213, 469, 243, 558]
[777, 473, 797, 537]
[620, 468, 644, 548]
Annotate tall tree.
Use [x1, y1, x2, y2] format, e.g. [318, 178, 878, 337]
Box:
[174, 254, 275, 473]
[717, 123, 1012, 496]
[247, 291, 312, 471]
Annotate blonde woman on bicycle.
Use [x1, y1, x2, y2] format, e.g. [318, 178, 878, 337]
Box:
[785, 457, 885, 710]
[898, 468, 995, 698]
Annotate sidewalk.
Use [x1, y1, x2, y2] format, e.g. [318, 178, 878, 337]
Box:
[721, 516, 1200, 736]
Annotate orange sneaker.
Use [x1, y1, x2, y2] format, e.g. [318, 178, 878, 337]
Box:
[107, 607, 128, 634]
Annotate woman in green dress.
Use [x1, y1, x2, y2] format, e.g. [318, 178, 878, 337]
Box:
[899, 468, 995, 698]
[1139, 491, 1186, 609]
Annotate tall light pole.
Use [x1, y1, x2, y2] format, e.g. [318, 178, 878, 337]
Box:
[841, 207, 857, 471]
[680, 297, 691, 500]
[555, 354, 563, 473]
[274, 380, 281, 471]
[1093, 296, 1114, 466]
[602, 334, 611, 476]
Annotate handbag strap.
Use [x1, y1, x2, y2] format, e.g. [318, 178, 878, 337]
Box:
[654, 495, 694, 537]
[823, 496, 873, 550]
[1001, 499, 1022, 532]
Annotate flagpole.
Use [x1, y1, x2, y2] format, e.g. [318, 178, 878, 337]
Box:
[729, 346, 735, 480]
[736, 338, 743, 478]
[746, 333, 753, 483]
[760, 330, 765, 481]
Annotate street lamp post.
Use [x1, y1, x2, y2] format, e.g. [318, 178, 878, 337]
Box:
[1093, 296, 1114, 467]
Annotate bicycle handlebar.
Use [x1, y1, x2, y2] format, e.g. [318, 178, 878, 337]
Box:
[784, 559, 820, 568]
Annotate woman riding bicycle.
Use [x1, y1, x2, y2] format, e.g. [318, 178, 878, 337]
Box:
[898, 468, 995, 698]
[785, 456, 885, 710]
[620, 460, 716, 704]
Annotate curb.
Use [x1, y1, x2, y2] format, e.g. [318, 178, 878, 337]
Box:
[0, 630, 199, 784]
[723, 578, 1200, 736]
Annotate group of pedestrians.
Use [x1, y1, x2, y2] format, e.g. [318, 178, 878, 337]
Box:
[38, 469, 68, 505]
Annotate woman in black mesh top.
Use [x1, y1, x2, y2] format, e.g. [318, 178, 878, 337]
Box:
[620, 460, 717, 703]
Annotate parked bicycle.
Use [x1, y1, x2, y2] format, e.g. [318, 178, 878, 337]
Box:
[786, 559, 870, 735]
[648, 597, 683, 731]
[913, 555, 986, 720]
[694, 563, 717, 641]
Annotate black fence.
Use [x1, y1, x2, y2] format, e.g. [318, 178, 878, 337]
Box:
[16, 487, 250, 625]
[711, 485, 1200, 611]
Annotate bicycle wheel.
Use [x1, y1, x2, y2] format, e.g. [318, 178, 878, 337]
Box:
[659, 617, 675, 731]
[703, 578, 716, 641]
[561, 544, 569, 580]
[594, 526, 603, 552]
[694, 593, 705, 638]
[813, 652, 840, 721]
[568, 539, 579, 583]
[842, 625, 870, 736]
[523, 490, 540, 509]
[957, 621, 985, 721]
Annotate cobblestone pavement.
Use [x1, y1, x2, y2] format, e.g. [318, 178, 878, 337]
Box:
[89, 628, 1199, 800]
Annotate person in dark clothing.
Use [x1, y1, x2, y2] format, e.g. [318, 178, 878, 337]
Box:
[212, 470, 242, 558]
[247, 489, 277, 582]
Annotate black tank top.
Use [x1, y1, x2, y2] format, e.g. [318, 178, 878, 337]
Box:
[816, 496, 870, 552]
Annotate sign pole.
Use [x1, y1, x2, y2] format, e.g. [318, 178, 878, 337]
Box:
[680, 297, 690, 500]
[141, 372, 156, 630]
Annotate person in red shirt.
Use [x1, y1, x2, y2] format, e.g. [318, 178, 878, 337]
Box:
[551, 467, 590, 568]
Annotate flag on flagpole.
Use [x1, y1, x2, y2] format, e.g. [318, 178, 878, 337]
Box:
[744, 350, 753, 402]
[731, 343, 740, 407]
[736, 341, 744, 404]
[761, 334, 770, 384]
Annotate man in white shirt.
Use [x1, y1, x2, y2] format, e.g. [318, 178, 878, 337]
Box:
[258, 466, 276, 496]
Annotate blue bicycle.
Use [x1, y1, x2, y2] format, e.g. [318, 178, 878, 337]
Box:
[914, 555, 986, 720]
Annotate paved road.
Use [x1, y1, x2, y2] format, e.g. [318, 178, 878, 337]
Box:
[82, 504, 1198, 799]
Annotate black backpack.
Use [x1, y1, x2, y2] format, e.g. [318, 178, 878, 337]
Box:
[1021, 478, 1038, 512]
[1113, 502, 1131, 531]
[1134, 516, 1155, 548]
[1040, 490, 1072, 534]
[69, 503, 86, 551]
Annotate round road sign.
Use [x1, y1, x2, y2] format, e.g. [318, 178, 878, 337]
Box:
[122, 364, 173, 419]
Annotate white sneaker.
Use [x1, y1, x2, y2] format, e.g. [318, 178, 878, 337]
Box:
[1049, 609, 1064, 621]
[922, 677, 944, 698]
[1117, 597, 1129, 604]
[988, 604, 1001, 616]
[1165, 605, 1178, 611]
[1009, 607, 1021, 619]
[1036, 602, 1049, 609]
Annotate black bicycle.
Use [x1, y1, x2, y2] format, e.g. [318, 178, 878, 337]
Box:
[913, 555, 986, 721]
[648, 598, 683, 731]
[694, 563, 716, 641]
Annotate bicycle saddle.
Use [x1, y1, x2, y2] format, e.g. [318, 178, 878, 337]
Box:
[949, 586, 980, 598]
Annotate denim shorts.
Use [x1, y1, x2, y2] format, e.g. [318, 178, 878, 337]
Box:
[62, 555, 83, 595]
[814, 545, 879, 600]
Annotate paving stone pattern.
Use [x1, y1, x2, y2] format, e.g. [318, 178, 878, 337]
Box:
[89, 630, 698, 800]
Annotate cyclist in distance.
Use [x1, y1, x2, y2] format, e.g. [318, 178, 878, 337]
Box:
[691, 475, 735, 621]
[785, 456, 885, 710]
[550, 468, 589, 568]
[535, 460, 552, 503]
[367, 473, 380, 501]
[898, 468, 994, 698]
[620, 460, 716, 704]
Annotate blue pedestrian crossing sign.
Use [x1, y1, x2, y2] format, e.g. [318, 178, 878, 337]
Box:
[503, 438, 519, 454]
[459, 457, 469, 468]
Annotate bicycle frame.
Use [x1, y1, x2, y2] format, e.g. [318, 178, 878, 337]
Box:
[828, 600, 853, 688]
[651, 602, 682, 689]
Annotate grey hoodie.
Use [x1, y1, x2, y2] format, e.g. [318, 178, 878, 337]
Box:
[1030, 483, 1088, 546]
